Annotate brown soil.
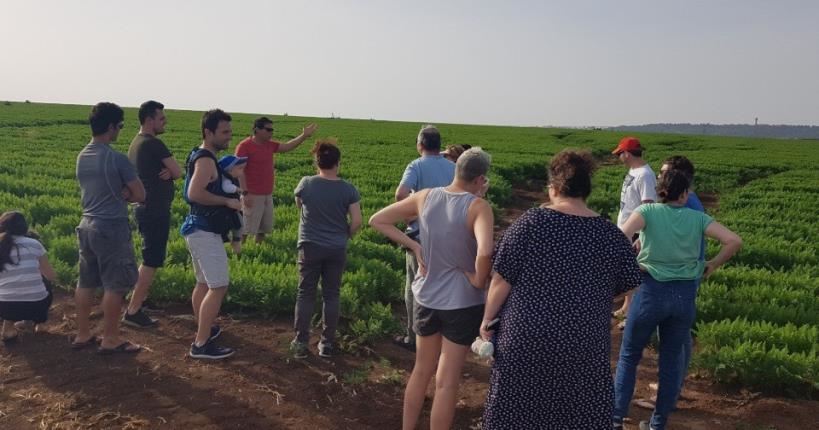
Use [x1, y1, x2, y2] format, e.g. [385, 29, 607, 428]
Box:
[1, 185, 815, 430]
[2, 293, 817, 430]
[697, 192, 720, 211]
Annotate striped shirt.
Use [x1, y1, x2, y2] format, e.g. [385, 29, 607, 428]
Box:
[0, 236, 48, 302]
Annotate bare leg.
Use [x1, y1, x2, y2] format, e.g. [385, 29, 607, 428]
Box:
[126, 265, 157, 314]
[403, 333, 443, 430]
[1, 320, 17, 339]
[74, 287, 94, 342]
[616, 290, 635, 317]
[194, 286, 228, 346]
[191, 283, 208, 319]
[100, 290, 128, 348]
[429, 337, 470, 430]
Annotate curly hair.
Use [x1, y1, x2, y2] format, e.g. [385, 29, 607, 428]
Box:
[548, 150, 596, 199]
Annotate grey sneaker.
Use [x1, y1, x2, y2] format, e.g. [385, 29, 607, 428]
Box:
[290, 340, 309, 359]
[122, 308, 158, 328]
[318, 341, 336, 358]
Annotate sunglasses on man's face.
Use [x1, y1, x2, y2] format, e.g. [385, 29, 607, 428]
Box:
[262, 127, 274, 132]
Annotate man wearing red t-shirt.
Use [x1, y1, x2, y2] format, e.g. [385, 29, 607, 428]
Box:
[235, 117, 318, 243]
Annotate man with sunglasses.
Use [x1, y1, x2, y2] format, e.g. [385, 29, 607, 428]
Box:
[235, 117, 318, 244]
[74, 102, 144, 354]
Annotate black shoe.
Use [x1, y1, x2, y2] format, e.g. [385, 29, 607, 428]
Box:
[209, 325, 222, 341]
[189, 340, 234, 360]
[318, 342, 336, 358]
[122, 308, 158, 328]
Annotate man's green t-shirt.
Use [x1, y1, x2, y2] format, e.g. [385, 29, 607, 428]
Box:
[636, 203, 714, 281]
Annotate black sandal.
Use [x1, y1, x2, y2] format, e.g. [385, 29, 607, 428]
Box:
[71, 335, 99, 350]
[97, 341, 141, 355]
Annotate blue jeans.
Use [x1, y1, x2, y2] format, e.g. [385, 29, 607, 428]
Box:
[613, 273, 697, 430]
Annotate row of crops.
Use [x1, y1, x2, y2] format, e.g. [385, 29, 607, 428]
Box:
[0, 102, 816, 395]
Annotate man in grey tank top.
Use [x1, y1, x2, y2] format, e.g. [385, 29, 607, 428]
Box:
[393, 125, 455, 351]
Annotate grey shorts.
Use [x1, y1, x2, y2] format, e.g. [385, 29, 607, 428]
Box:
[76, 217, 138, 293]
[185, 229, 229, 289]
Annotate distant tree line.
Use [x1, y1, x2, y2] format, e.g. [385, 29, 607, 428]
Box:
[608, 123, 819, 140]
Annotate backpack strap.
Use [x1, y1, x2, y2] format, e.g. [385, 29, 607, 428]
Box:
[183, 148, 224, 203]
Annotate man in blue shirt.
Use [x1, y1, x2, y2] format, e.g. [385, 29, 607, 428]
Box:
[393, 125, 455, 351]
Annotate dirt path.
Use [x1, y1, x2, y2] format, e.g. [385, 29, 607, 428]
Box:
[1, 183, 815, 430]
[2, 293, 816, 430]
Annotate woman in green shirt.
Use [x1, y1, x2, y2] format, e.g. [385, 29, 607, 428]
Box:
[613, 169, 742, 430]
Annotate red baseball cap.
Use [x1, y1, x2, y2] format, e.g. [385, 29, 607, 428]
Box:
[612, 136, 642, 155]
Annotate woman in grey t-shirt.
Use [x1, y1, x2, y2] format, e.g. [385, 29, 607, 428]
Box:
[290, 139, 362, 359]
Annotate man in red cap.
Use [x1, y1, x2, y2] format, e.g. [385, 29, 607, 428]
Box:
[612, 137, 657, 323]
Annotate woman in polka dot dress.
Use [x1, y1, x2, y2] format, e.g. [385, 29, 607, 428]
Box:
[480, 150, 642, 429]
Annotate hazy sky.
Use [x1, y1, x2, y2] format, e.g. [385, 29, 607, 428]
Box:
[2, 1, 818, 126]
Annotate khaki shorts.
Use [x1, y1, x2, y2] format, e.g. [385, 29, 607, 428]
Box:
[184, 229, 229, 289]
[243, 193, 274, 235]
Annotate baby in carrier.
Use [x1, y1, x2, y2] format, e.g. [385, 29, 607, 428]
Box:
[217, 156, 247, 255]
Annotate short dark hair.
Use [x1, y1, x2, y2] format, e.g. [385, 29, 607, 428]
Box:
[311, 138, 341, 169]
[89, 102, 124, 136]
[548, 150, 596, 199]
[138, 100, 164, 125]
[201, 109, 232, 138]
[417, 125, 441, 151]
[253, 116, 273, 132]
[625, 148, 643, 157]
[657, 169, 691, 203]
[662, 155, 695, 183]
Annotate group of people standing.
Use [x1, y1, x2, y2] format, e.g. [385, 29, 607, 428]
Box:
[0, 102, 743, 429]
[370, 135, 741, 430]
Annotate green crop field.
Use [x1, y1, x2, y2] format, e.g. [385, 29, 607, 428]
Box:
[1, 101, 817, 395]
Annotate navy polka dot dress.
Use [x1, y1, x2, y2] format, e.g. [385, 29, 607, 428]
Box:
[482, 208, 641, 429]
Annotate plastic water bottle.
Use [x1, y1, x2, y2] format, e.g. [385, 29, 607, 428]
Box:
[471, 337, 494, 358]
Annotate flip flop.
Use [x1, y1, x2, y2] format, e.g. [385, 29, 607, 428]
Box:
[2, 333, 19, 344]
[71, 335, 99, 350]
[97, 341, 141, 355]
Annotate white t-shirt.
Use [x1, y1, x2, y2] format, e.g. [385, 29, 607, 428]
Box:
[0, 236, 48, 302]
[221, 177, 239, 194]
[617, 164, 658, 228]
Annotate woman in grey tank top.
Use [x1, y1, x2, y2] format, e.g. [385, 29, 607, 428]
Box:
[370, 148, 494, 430]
